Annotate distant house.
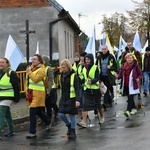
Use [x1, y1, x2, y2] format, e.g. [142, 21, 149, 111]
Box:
[0, 0, 80, 64]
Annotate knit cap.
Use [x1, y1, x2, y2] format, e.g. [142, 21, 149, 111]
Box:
[80, 52, 87, 57]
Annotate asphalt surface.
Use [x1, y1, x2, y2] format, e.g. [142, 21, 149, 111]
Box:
[3, 88, 150, 150]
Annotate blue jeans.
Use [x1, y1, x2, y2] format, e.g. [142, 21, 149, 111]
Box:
[59, 113, 76, 129]
[143, 72, 150, 92]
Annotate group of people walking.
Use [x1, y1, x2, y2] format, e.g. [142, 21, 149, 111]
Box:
[0, 42, 150, 140]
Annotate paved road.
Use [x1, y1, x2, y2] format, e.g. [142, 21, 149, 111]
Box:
[1, 92, 150, 150]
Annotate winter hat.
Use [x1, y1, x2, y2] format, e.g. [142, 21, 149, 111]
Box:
[74, 52, 80, 57]
[145, 46, 150, 52]
[80, 52, 87, 57]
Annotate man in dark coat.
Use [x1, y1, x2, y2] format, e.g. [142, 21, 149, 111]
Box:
[96, 45, 117, 108]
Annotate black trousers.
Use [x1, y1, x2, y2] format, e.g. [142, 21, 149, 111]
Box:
[101, 75, 112, 104]
[29, 107, 51, 134]
[124, 86, 136, 111]
[45, 89, 59, 117]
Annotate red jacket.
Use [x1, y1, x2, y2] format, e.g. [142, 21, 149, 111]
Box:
[118, 63, 142, 90]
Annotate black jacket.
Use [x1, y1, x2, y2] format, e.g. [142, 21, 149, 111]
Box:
[59, 70, 79, 114]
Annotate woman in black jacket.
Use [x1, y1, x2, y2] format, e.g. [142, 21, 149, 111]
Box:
[59, 59, 80, 139]
[0, 57, 20, 140]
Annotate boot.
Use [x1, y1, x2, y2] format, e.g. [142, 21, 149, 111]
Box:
[68, 128, 76, 139]
[66, 124, 71, 135]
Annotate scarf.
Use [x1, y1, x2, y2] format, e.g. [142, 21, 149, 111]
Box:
[123, 61, 134, 71]
[31, 64, 42, 72]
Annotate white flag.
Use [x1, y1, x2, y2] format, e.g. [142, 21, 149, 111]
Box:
[5, 35, 25, 71]
[85, 28, 96, 61]
[133, 30, 142, 52]
[141, 40, 148, 54]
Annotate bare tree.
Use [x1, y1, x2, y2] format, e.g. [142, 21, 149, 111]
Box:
[101, 12, 129, 47]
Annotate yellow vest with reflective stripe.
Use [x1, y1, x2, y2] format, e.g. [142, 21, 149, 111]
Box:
[28, 68, 45, 91]
[0, 70, 14, 97]
[72, 63, 78, 72]
[77, 64, 84, 80]
[109, 59, 115, 75]
[83, 65, 99, 90]
[141, 54, 145, 71]
[60, 73, 76, 98]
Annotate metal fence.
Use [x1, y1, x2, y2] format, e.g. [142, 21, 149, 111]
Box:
[16, 67, 61, 93]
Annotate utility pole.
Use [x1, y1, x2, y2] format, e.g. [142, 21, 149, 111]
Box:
[20, 20, 35, 65]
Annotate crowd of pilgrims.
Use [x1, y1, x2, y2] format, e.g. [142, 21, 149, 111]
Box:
[0, 42, 150, 140]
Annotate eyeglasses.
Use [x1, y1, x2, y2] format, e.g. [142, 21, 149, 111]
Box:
[32, 58, 38, 61]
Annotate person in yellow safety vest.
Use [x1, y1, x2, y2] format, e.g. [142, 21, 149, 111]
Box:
[77, 53, 105, 128]
[72, 52, 80, 72]
[42, 55, 59, 119]
[77, 51, 87, 109]
[0, 57, 20, 140]
[26, 54, 51, 139]
[59, 59, 80, 139]
[96, 45, 117, 109]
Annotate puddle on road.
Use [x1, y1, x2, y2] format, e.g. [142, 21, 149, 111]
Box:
[102, 122, 143, 130]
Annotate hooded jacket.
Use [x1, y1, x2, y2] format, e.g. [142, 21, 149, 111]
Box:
[83, 53, 100, 86]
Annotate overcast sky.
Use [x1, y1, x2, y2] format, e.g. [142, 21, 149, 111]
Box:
[56, 0, 143, 39]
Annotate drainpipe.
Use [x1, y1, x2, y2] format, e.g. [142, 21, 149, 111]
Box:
[49, 16, 68, 60]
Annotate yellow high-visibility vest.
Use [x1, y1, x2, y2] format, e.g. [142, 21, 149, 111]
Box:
[82, 65, 99, 90]
[28, 68, 45, 91]
[60, 73, 76, 98]
[0, 70, 14, 97]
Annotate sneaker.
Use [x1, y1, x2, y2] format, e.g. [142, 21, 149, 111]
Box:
[26, 133, 37, 139]
[4, 131, 15, 137]
[100, 117, 105, 124]
[119, 89, 122, 95]
[124, 111, 130, 117]
[143, 92, 147, 97]
[77, 120, 86, 128]
[130, 109, 137, 115]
